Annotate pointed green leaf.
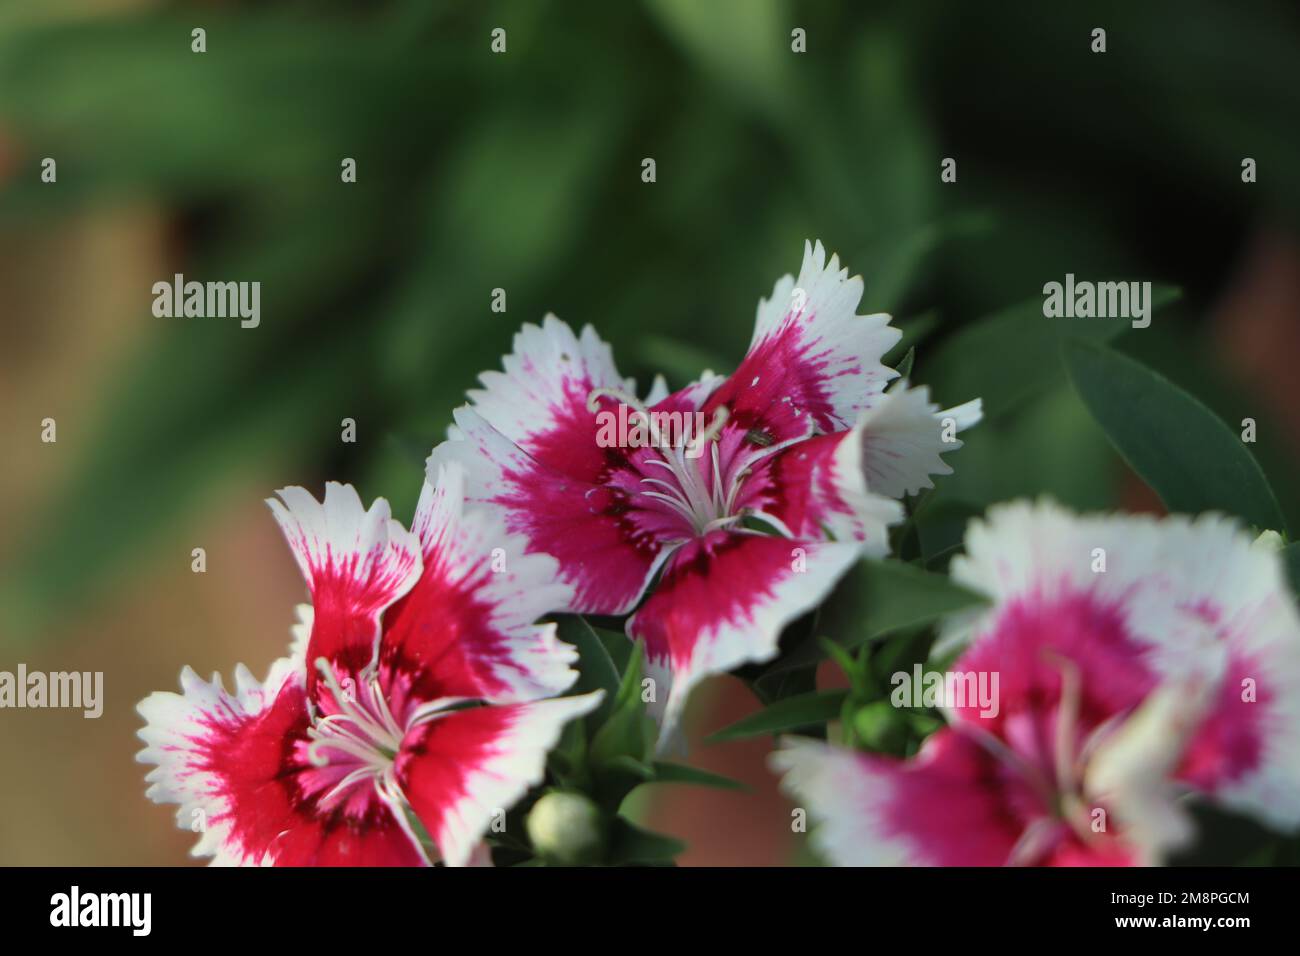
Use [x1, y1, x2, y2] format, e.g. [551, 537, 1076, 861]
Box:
[613, 640, 646, 707]
[650, 762, 750, 792]
[1064, 339, 1285, 533]
[547, 713, 590, 792]
[606, 816, 686, 865]
[818, 637, 868, 692]
[925, 286, 1180, 420]
[708, 690, 848, 742]
[555, 616, 622, 727]
[894, 345, 916, 380]
[590, 643, 655, 769]
[601, 755, 655, 781]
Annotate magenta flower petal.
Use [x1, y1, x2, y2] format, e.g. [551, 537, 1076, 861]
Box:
[465, 315, 638, 475]
[377, 466, 579, 709]
[628, 531, 863, 750]
[761, 418, 904, 549]
[136, 663, 427, 866]
[395, 694, 601, 867]
[703, 240, 901, 441]
[774, 732, 1139, 866]
[430, 404, 666, 616]
[266, 482, 422, 708]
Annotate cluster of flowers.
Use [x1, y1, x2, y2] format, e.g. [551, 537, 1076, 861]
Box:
[138, 241, 1300, 866]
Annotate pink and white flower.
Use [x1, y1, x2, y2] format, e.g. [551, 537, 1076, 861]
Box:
[137, 464, 600, 866]
[772, 501, 1300, 866]
[428, 240, 980, 747]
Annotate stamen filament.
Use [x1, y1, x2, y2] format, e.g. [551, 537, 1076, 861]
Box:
[586, 387, 759, 537]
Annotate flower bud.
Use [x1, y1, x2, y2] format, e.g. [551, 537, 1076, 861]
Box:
[854, 700, 908, 755]
[1253, 529, 1285, 552]
[526, 791, 606, 865]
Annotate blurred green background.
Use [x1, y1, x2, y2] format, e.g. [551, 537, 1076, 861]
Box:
[0, 0, 1298, 865]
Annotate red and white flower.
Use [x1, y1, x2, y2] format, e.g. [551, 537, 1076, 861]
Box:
[772, 501, 1300, 865]
[428, 240, 980, 747]
[137, 464, 600, 866]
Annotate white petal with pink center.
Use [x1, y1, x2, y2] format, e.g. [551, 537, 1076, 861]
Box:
[396, 692, 603, 867]
[629, 533, 864, 751]
[139, 468, 599, 866]
[403, 465, 578, 704]
[424, 241, 980, 750]
[138, 661, 299, 866]
[774, 500, 1300, 866]
[267, 481, 423, 704]
[770, 737, 916, 866]
[941, 500, 1300, 833]
[742, 239, 901, 433]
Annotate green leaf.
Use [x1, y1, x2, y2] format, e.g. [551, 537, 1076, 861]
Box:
[873, 627, 938, 680]
[590, 643, 655, 769]
[707, 690, 848, 742]
[1064, 339, 1286, 533]
[650, 762, 750, 792]
[924, 286, 1180, 420]
[555, 616, 622, 727]
[606, 816, 687, 866]
[1118, 327, 1300, 535]
[612, 640, 646, 709]
[601, 755, 655, 781]
[749, 657, 818, 704]
[765, 559, 986, 676]
[818, 637, 865, 687]
[645, 0, 792, 121]
[884, 312, 939, 368]
[894, 345, 916, 380]
[547, 712, 590, 792]
[914, 498, 985, 567]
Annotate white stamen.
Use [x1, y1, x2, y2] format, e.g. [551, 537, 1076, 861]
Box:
[586, 388, 756, 536]
[305, 659, 404, 782]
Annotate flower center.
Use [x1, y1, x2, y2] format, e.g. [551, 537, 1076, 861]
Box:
[587, 387, 748, 535]
[305, 660, 474, 809]
[962, 652, 1114, 864]
[306, 661, 407, 806]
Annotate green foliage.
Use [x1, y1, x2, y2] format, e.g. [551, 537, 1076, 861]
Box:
[605, 817, 687, 866]
[764, 558, 985, 678]
[708, 690, 849, 743]
[539, 615, 743, 863]
[555, 616, 623, 729]
[925, 286, 1180, 421]
[1064, 339, 1286, 533]
[648, 762, 749, 792]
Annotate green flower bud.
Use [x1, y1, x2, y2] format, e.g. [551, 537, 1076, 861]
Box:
[853, 700, 909, 754]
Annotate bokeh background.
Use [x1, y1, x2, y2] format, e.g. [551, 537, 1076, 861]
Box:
[2, 0, 1299, 865]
